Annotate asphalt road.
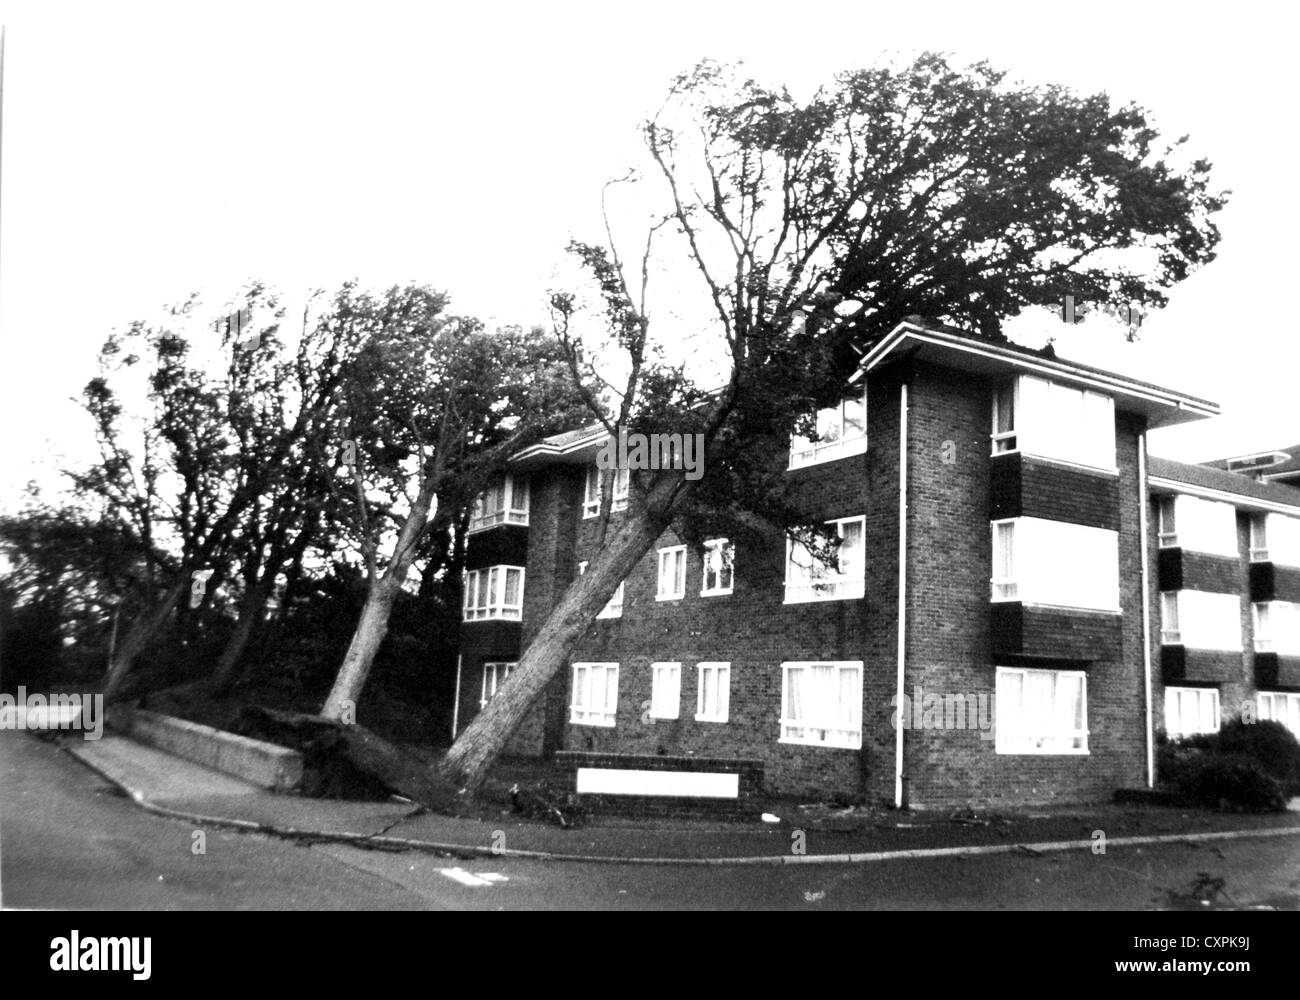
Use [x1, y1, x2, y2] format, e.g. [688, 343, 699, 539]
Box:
[3, 732, 1299, 910]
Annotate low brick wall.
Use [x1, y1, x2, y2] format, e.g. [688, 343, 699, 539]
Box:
[554, 751, 764, 819]
[118, 708, 304, 792]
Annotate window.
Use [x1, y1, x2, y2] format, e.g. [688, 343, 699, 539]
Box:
[1164, 686, 1220, 739]
[570, 662, 618, 726]
[583, 464, 629, 518]
[789, 386, 868, 468]
[995, 666, 1088, 754]
[1160, 590, 1241, 650]
[462, 566, 525, 622]
[1259, 691, 1300, 737]
[785, 516, 866, 604]
[657, 545, 686, 600]
[480, 661, 515, 709]
[1253, 600, 1300, 654]
[1157, 495, 1238, 558]
[1250, 513, 1300, 566]
[992, 381, 1017, 454]
[993, 375, 1115, 471]
[577, 561, 623, 619]
[701, 539, 734, 596]
[989, 517, 1119, 611]
[780, 661, 863, 748]
[649, 662, 681, 720]
[468, 474, 529, 532]
[695, 662, 730, 722]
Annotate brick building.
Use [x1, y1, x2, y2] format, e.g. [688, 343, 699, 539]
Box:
[453, 319, 1300, 809]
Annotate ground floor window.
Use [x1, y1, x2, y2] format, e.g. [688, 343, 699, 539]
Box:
[995, 666, 1088, 754]
[780, 661, 863, 748]
[1164, 685, 1220, 739]
[695, 662, 730, 722]
[570, 662, 618, 727]
[1258, 690, 1300, 737]
[479, 661, 515, 710]
[649, 662, 681, 720]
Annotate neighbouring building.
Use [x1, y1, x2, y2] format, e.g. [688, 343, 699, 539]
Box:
[452, 318, 1300, 809]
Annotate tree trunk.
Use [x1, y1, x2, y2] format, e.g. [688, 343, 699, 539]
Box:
[320, 475, 439, 720]
[102, 579, 187, 701]
[208, 582, 269, 693]
[439, 491, 674, 791]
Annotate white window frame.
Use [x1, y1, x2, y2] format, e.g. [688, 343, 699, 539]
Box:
[1249, 512, 1268, 562]
[700, 538, 734, 597]
[992, 375, 1116, 472]
[577, 561, 623, 619]
[695, 662, 730, 723]
[1160, 590, 1241, 651]
[1157, 494, 1238, 558]
[462, 566, 525, 622]
[995, 666, 1089, 755]
[1258, 691, 1300, 737]
[1164, 685, 1220, 740]
[479, 661, 515, 710]
[784, 515, 866, 604]
[1253, 600, 1300, 654]
[1250, 512, 1300, 566]
[570, 662, 619, 727]
[779, 661, 863, 749]
[657, 545, 687, 601]
[649, 662, 681, 720]
[988, 517, 1119, 612]
[991, 380, 1017, 455]
[789, 385, 868, 469]
[583, 464, 629, 519]
[468, 474, 529, 533]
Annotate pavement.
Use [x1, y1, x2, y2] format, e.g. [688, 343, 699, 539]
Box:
[58, 730, 1300, 866]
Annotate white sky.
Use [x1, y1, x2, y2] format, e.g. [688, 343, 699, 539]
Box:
[2, 0, 1298, 511]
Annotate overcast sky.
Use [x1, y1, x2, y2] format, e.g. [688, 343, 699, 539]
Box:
[2, 0, 1297, 510]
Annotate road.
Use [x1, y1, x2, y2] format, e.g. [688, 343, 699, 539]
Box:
[3, 732, 1299, 910]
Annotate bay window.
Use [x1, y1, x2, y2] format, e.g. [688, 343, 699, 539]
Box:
[989, 517, 1119, 611]
[1259, 691, 1300, 737]
[991, 376, 1115, 471]
[1250, 513, 1300, 566]
[462, 566, 525, 622]
[468, 474, 529, 532]
[780, 661, 863, 748]
[1157, 495, 1238, 558]
[1253, 600, 1300, 654]
[1160, 590, 1241, 650]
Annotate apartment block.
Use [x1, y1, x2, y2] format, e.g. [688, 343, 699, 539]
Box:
[453, 319, 1300, 808]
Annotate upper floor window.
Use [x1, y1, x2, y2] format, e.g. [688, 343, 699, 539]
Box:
[789, 386, 867, 469]
[583, 464, 629, 518]
[785, 516, 866, 604]
[1158, 495, 1238, 558]
[463, 566, 524, 622]
[1161, 589, 1240, 650]
[1165, 686, 1220, 740]
[577, 561, 623, 619]
[469, 474, 529, 532]
[656, 545, 686, 600]
[701, 539, 734, 596]
[480, 661, 515, 709]
[990, 517, 1119, 612]
[1250, 512, 1300, 566]
[991, 375, 1114, 472]
[1253, 600, 1300, 654]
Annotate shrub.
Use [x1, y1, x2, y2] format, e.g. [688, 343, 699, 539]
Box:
[1157, 717, 1300, 811]
[1172, 753, 1287, 812]
[1214, 718, 1300, 795]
